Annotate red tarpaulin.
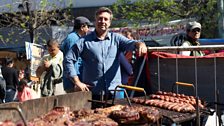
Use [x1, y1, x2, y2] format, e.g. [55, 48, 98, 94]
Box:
[149, 51, 224, 59]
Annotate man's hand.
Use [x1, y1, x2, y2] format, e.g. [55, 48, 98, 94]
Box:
[36, 66, 45, 78]
[43, 59, 51, 68]
[135, 42, 147, 56]
[72, 76, 89, 91]
[75, 82, 90, 91]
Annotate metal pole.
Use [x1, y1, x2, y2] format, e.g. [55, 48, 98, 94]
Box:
[157, 49, 161, 91]
[194, 54, 200, 126]
[24, 0, 34, 43]
[147, 45, 224, 52]
[175, 51, 179, 93]
[218, 0, 224, 38]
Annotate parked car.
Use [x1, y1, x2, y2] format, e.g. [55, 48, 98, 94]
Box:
[144, 39, 163, 47]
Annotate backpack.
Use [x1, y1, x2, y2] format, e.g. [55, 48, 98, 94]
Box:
[170, 33, 187, 46]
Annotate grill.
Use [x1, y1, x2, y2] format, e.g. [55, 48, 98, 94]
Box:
[111, 98, 199, 125]
[90, 84, 213, 125]
[0, 85, 213, 126]
[0, 91, 92, 125]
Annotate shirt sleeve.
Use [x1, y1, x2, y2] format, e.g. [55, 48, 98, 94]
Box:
[64, 39, 83, 78]
[62, 34, 78, 55]
[114, 33, 137, 51]
[67, 37, 76, 50]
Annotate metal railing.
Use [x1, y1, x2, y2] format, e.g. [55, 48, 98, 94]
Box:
[147, 45, 224, 126]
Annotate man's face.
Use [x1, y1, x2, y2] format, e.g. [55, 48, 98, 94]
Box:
[48, 44, 59, 57]
[81, 25, 90, 36]
[95, 12, 111, 32]
[188, 28, 201, 40]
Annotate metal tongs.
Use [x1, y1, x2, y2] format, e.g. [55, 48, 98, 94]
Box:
[88, 85, 147, 108]
[172, 81, 200, 126]
[0, 106, 27, 126]
[112, 84, 147, 106]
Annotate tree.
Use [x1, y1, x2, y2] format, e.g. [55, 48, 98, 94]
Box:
[0, 0, 73, 44]
[111, 0, 219, 38]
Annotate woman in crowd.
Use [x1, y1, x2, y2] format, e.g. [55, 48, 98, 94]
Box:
[17, 78, 38, 102]
[1, 58, 19, 102]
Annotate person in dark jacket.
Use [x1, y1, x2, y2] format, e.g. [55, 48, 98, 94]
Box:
[1, 58, 19, 102]
[119, 52, 133, 85]
[0, 77, 6, 103]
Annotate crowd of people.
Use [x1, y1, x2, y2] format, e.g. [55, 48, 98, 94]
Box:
[110, 24, 185, 40]
[0, 6, 204, 105]
[0, 58, 39, 103]
[0, 7, 147, 104]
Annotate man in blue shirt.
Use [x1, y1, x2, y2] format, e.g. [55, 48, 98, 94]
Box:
[64, 7, 147, 99]
[61, 16, 92, 93]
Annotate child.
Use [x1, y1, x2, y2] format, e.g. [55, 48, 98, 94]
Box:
[17, 79, 38, 102]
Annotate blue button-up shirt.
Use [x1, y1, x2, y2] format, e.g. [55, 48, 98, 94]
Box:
[61, 32, 83, 90]
[64, 31, 136, 95]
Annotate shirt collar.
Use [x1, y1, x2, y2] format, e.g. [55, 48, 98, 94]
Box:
[92, 30, 111, 41]
[74, 31, 81, 38]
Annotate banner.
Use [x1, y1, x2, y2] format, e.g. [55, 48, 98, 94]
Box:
[25, 42, 44, 77]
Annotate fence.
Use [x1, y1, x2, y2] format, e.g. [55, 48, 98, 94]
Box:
[146, 45, 224, 105]
[144, 45, 224, 126]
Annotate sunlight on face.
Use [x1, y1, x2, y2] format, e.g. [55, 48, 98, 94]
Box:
[188, 28, 201, 40]
[81, 25, 90, 35]
[95, 12, 111, 32]
[47, 44, 59, 57]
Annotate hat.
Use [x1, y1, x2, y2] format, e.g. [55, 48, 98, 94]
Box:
[186, 21, 201, 31]
[74, 16, 93, 27]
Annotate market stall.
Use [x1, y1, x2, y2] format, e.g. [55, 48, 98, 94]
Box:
[0, 84, 215, 126]
[0, 45, 223, 126]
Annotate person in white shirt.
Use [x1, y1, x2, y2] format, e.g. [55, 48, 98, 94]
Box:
[36, 39, 65, 96]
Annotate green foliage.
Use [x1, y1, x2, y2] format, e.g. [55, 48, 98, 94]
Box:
[40, 0, 48, 8]
[112, 0, 219, 38]
[5, 4, 11, 10]
[0, 0, 72, 43]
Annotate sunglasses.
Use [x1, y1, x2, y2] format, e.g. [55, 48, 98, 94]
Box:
[191, 28, 201, 32]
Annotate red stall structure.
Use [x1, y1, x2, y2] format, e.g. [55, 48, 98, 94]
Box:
[145, 45, 224, 125]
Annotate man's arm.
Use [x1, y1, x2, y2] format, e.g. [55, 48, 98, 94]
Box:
[116, 33, 147, 55]
[64, 40, 90, 91]
[135, 42, 147, 56]
[36, 56, 49, 78]
[36, 65, 45, 78]
[71, 76, 89, 91]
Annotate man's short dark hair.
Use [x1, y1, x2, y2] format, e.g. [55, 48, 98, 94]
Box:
[73, 16, 92, 30]
[5, 58, 13, 66]
[74, 24, 82, 30]
[47, 39, 59, 48]
[95, 7, 113, 20]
